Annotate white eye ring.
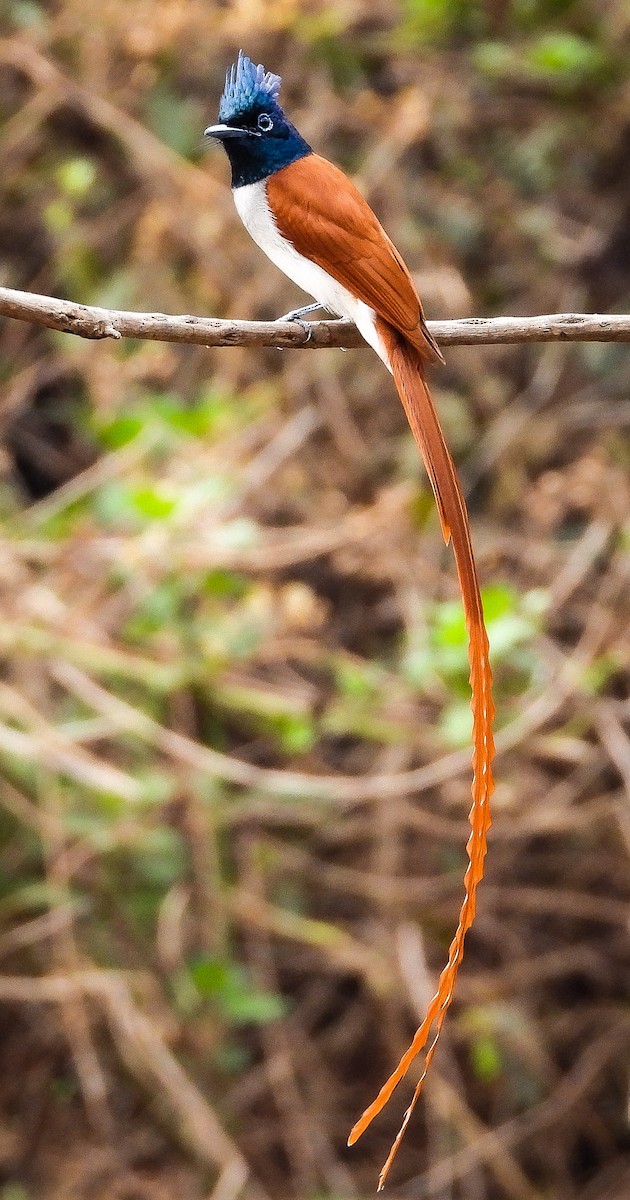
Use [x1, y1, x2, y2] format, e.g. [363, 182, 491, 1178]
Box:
[257, 113, 273, 132]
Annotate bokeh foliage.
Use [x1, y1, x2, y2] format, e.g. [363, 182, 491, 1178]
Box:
[1, 1, 630, 1197]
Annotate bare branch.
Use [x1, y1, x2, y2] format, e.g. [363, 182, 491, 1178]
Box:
[1, 285, 630, 348]
[0, 970, 261, 1198]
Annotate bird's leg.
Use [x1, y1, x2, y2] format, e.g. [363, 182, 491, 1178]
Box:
[277, 301, 324, 321]
[275, 302, 325, 343]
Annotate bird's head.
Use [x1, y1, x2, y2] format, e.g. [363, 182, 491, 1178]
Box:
[204, 51, 311, 188]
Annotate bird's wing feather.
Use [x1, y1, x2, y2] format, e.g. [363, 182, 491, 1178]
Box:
[267, 154, 443, 365]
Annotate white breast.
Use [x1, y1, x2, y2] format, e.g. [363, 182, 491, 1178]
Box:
[233, 179, 390, 367]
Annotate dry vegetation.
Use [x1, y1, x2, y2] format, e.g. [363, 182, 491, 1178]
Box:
[1, 1, 630, 1197]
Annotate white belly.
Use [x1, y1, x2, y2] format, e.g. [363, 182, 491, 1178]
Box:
[233, 179, 390, 368]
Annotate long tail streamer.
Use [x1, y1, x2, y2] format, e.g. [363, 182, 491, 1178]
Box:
[348, 325, 496, 1189]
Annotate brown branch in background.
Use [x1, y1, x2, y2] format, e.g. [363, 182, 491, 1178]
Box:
[1, 285, 630, 348]
[0, 971, 260, 1200]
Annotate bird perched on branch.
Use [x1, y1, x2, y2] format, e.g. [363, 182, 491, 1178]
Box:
[205, 51, 495, 1189]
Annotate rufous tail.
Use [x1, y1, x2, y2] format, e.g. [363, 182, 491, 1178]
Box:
[348, 324, 495, 1190]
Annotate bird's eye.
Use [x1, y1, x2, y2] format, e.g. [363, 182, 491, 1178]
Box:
[257, 113, 273, 132]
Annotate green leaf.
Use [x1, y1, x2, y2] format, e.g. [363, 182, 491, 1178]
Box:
[275, 713, 316, 755]
[401, 0, 481, 44]
[129, 485, 177, 520]
[482, 582, 519, 622]
[335, 659, 383, 701]
[92, 480, 178, 527]
[220, 987, 288, 1025]
[189, 956, 289, 1025]
[403, 583, 546, 690]
[527, 32, 607, 79]
[96, 413, 144, 450]
[470, 1034, 503, 1083]
[203, 569, 249, 600]
[474, 32, 612, 91]
[56, 158, 97, 199]
[123, 579, 184, 637]
[190, 957, 231, 996]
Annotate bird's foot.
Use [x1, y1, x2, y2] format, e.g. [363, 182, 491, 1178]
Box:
[275, 302, 324, 345]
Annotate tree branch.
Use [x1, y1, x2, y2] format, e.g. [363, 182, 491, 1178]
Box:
[1, 284, 630, 349]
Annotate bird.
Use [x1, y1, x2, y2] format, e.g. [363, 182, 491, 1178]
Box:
[205, 51, 495, 1189]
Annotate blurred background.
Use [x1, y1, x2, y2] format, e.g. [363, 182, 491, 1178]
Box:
[0, 1, 630, 1197]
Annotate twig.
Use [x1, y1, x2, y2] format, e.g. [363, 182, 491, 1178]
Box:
[2, 285, 630, 348]
[0, 970, 261, 1199]
[39, 766, 114, 1137]
[410, 1023, 628, 1197]
[47, 629, 588, 806]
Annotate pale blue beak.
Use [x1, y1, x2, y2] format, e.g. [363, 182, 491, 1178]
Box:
[204, 123, 247, 140]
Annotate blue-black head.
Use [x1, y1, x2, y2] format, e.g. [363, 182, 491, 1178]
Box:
[204, 51, 311, 189]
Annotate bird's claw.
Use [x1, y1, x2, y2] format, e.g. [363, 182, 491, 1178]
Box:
[275, 303, 323, 349]
[289, 316, 313, 343]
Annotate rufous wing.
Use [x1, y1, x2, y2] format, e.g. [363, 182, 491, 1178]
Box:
[267, 155, 443, 366]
